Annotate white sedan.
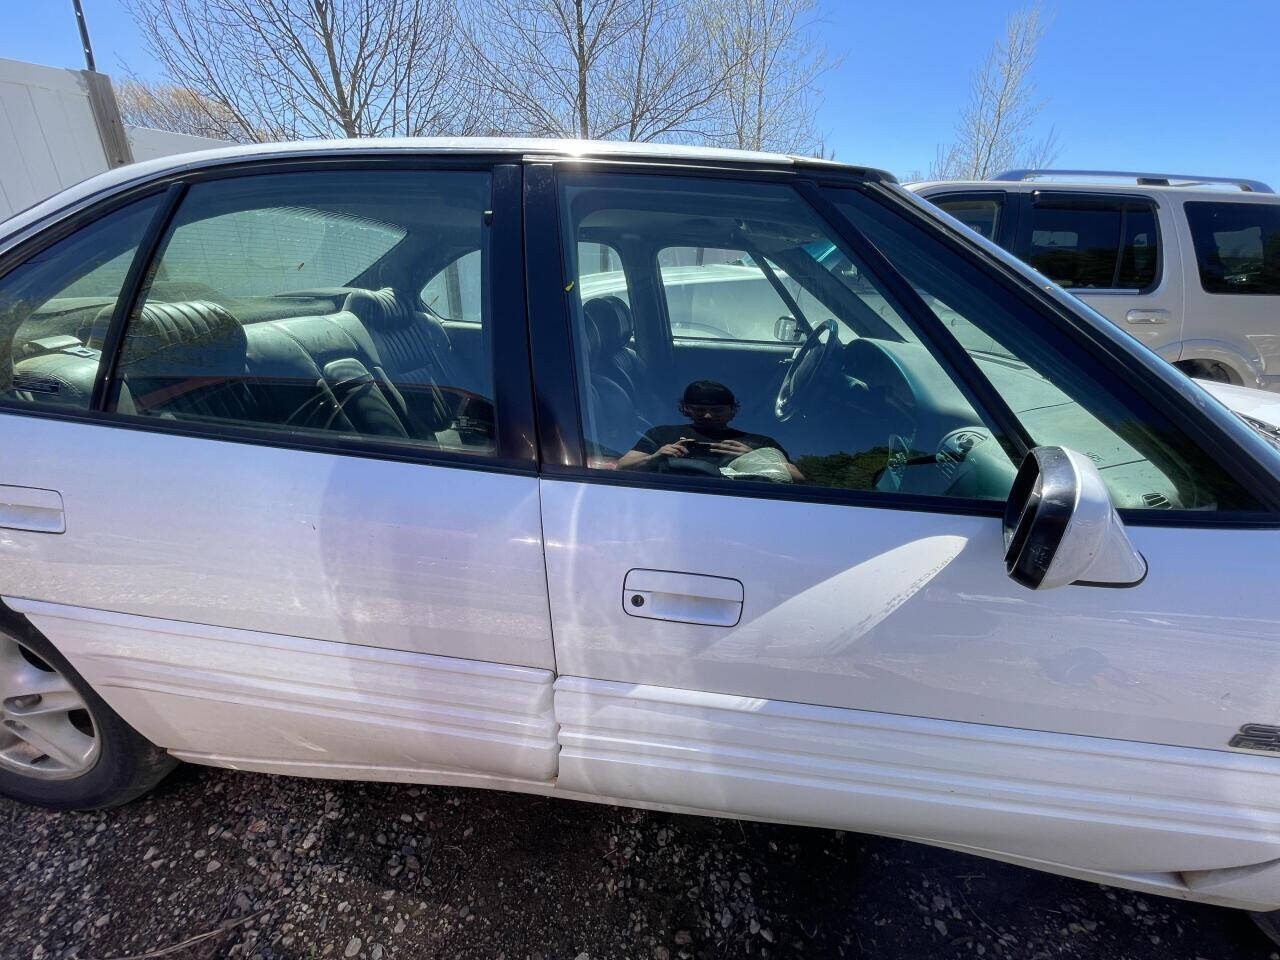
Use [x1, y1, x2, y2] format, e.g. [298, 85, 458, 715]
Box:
[2, 138, 1280, 938]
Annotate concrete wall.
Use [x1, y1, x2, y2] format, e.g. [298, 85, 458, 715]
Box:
[0, 57, 228, 221]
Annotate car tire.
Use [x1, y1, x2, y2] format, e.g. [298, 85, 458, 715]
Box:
[1177, 358, 1237, 384]
[0, 624, 176, 810]
[1251, 911, 1280, 947]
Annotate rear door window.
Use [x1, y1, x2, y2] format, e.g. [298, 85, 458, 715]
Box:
[1185, 201, 1280, 295]
[108, 169, 500, 456]
[1021, 194, 1159, 291]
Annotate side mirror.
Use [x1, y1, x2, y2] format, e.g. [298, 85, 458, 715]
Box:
[1003, 446, 1147, 590]
[773, 316, 802, 343]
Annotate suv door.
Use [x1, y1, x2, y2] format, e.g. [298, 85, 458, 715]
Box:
[530, 163, 1280, 879]
[1015, 191, 1184, 362]
[0, 162, 557, 783]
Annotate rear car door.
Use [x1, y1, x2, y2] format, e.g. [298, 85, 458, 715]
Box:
[1014, 190, 1184, 362]
[530, 162, 1280, 880]
[1181, 197, 1280, 388]
[0, 160, 558, 784]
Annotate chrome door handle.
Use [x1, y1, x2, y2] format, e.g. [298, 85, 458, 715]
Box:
[1125, 309, 1171, 324]
[0, 485, 65, 534]
[623, 569, 743, 627]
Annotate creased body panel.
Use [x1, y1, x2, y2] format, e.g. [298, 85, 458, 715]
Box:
[8, 598, 558, 781]
[554, 676, 1280, 875]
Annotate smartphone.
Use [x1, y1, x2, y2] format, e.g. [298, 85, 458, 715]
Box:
[683, 440, 713, 456]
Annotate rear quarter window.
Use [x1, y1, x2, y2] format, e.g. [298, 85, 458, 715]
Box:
[1185, 201, 1280, 295]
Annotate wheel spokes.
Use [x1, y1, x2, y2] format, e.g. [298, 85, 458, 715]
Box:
[0, 637, 99, 778]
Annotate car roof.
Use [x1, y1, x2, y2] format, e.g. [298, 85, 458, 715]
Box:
[0, 137, 893, 243]
[907, 178, 1280, 202]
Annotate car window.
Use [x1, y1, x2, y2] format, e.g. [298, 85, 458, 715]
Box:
[155, 203, 404, 298]
[557, 171, 1021, 499]
[1185, 201, 1280, 295]
[830, 186, 1262, 512]
[1024, 195, 1159, 291]
[108, 169, 498, 456]
[0, 194, 163, 410]
[576, 241, 629, 306]
[656, 246, 850, 342]
[422, 249, 482, 322]
[932, 195, 1003, 241]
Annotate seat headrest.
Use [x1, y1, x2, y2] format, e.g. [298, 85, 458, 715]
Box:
[581, 303, 604, 361]
[583, 296, 633, 354]
[343, 288, 417, 331]
[119, 300, 248, 376]
[121, 300, 245, 369]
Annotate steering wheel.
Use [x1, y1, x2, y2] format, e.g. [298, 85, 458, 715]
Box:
[775, 319, 841, 422]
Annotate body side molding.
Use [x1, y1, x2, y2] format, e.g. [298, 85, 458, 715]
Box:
[6, 597, 559, 781]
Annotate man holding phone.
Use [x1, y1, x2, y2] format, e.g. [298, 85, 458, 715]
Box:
[617, 380, 804, 481]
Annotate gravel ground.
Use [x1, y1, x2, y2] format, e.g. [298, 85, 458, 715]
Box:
[0, 764, 1276, 960]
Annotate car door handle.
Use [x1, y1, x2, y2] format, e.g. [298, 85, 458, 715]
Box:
[0, 485, 65, 534]
[1125, 309, 1171, 324]
[623, 569, 743, 627]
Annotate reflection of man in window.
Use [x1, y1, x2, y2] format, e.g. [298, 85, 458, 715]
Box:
[617, 380, 804, 481]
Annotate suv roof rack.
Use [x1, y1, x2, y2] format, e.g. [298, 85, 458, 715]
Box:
[990, 169, 1274, 194]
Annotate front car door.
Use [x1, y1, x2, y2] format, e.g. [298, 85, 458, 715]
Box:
[0, 159, 557, 785]
[529, 160, 1280, 889]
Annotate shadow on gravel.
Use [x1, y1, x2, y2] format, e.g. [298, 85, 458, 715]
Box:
[0, 764, 1275, 960]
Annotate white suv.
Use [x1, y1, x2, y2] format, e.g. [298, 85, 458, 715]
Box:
[3, 141, 1280, 935]
[912, 169, 1280, 389]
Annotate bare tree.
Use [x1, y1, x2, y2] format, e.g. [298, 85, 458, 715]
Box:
[126, 0, 486, 142]
[462, 0, 723, 141]
[930, 4, 1060, 180]
[704, 0, 833, 155]
[607, 0, 731, 142]
[115, 79, 256, 142]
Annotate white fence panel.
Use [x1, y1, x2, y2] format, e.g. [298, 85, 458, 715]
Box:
[0, 57, 230, 222]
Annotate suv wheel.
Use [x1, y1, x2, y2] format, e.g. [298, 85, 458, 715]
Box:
[1177, 358, 1238, 384]
[0, 628, 176, 809]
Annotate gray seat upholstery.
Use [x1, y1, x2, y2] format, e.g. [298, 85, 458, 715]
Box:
[117, 300, 409, 438]
[582, 301, 649, 458]
[583, 296, 656, 419]
[342, 288, 459, 431]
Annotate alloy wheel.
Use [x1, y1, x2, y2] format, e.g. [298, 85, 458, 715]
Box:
[0, 635, 99, 779]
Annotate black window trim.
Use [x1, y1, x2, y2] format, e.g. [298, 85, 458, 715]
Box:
[0, 154, 538, 475]
[1184, 198, 1280, 298]
[1018, 189, 1164, 296]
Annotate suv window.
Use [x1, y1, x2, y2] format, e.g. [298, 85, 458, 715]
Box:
[932, 195, 1002, 241]
[1185, 201, 1280, 295]
[109, 170, 498, 455]
[0, 195, 162, 410]
[1023, 195, 1159, 291]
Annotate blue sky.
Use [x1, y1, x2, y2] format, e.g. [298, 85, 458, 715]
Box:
[3, 0, 1278, 187]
